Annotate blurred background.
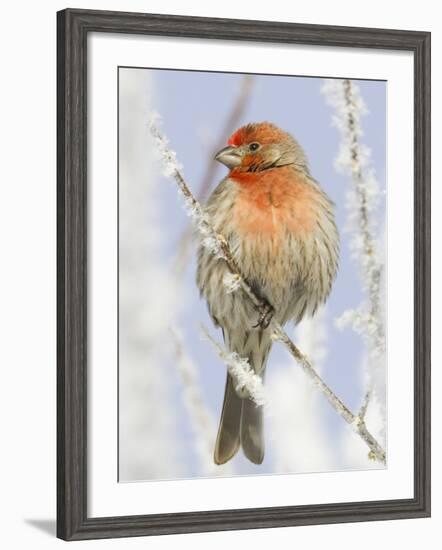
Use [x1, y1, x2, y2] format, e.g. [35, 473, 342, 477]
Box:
[118, 67, 386, 482]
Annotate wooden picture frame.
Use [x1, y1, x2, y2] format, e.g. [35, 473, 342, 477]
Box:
[57, 8, 431, 541]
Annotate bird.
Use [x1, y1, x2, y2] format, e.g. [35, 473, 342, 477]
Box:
[196, 122, 339, 465]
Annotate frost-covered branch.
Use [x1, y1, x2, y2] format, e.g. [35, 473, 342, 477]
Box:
[201, 325, 266, 407]
[170, 329, 215, 459]
[149, 116, 386, 464]
[322, 79, 385, 349]
[322, 79, 386, 439]
[170, 328, 231, 475]
[270, 309, 338, 473]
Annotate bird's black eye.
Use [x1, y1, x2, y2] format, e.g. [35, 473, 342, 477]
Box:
[249, 142, 260, 151]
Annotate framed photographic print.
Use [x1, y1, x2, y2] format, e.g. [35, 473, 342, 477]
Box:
[57, 8, 431, 541]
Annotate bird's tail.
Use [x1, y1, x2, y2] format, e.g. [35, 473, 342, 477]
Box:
[214, 331, 269, 465]
[214, 373, 242, 465]
[214, 374, 265, 465]
[240, 395, 265, 464]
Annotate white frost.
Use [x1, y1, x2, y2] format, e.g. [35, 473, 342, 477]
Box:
[223, 272, 241, 293]
[119, 72, 182, 481]
[201, 326, 266, 407]
[148, 115, 226, 261]
[147, 111, 183, 177]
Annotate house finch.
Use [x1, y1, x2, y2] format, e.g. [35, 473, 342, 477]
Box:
[196, 122, 339, 465]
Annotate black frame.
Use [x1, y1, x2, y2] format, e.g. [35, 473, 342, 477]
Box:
[57, 8, 431, 541]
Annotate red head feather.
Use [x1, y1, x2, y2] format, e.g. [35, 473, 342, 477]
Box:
[227, 122, 289, 147]
[228, 130, 242, 146]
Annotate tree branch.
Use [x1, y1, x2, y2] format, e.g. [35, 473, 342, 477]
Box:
[322, 79, 387, 439]
[173, 75, 255, 274]
[170, 328, 232, 475]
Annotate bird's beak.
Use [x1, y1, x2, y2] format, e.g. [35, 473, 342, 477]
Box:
[214, 145, 242, 169]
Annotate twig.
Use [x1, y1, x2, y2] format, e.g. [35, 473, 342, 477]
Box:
[170, 328, 231, 475]
[149, 118, 386, 465]
[173, 75, 254, 274]
[342, 79, 385, 352]
[196, 75, 255, 205]
[170, 330, 215, 455]
[322, 79, 386, 436]
[357, 388, 372, 421]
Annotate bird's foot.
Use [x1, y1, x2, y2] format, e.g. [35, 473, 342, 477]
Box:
[253, 300, 274, 330]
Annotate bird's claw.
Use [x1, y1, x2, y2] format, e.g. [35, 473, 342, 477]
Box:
[253, 301, 274, 330]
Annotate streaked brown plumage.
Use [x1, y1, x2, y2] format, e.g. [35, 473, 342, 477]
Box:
[196, 122, 339, 465]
